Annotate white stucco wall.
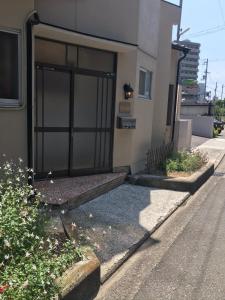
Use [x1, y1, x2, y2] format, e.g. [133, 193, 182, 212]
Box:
[138, 0, 160, 57]
[35, 0, 139, 45]
[151, 1, 181, 147]
[0, 1, 35, 165]
[181, 115, 214, 138]
[174, 119, 192, 151]
[181, 105, 210, 116]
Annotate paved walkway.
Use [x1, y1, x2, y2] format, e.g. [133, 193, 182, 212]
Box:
[194, 132, 225, 167]
[60, 186, 189, 282]
[191, 135, 209, 149]
[46, 133, 225, 285]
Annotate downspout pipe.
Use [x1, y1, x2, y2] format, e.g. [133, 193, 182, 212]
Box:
[26, 12, 40, 185]
[172, 47, 190, 141]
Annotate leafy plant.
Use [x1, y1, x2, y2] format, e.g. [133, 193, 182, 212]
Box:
[164, 150, 207, 174]
[0, 159, 83, 299]
[213, 128, 219, 138]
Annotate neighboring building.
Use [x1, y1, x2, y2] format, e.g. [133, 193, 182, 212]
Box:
[181, 79, 199, 102]
[179, 40, 200, 83]
[0, 0, 183, 178]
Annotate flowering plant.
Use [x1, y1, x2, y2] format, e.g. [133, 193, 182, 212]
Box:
[0, 159, 83, 299]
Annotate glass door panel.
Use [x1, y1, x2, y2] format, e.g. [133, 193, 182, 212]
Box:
[34, 67, 71, 178]
[72, 73, 114, 174]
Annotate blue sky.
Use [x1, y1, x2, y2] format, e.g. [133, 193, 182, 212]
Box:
[169, 0, 225, 98]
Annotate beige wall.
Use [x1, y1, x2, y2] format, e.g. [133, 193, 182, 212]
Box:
[151, 1, 181, 147]
[138, 0, 161, 57]
[0, 0, 34, 165]
[113, 50, 137, 169]
[35, 0, 139, 45]
[0, 0, 181, 175]
[165, 48, 180, 144]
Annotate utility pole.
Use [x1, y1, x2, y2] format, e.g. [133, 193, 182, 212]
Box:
[221, 84, 224, 100]
[177, 0, 183, 41]
[214, 82, 218, 100]
[203, 59, 209, 100]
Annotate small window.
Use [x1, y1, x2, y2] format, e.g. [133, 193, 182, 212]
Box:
[138, 68, 153, 99]
[0, 30, 20, 106]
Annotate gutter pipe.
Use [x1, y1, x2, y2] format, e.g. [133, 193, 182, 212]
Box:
[26, 12, 40, 185]
[172, 47, 190, 141]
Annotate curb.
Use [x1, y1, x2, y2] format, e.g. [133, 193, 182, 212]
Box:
[132, 163, 214, 195]
[57, 250, 101, 300]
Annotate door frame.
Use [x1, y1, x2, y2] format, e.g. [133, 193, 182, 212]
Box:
[34, 59, 117, 179]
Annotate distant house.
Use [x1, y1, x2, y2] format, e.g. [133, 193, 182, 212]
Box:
[0, 0, 185, 179]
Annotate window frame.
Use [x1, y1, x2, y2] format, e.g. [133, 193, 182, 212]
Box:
[138, 67, 153, 100]
[0, 27, 22, 108]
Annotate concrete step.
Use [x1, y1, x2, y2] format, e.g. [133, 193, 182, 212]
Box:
[34, 173, 127, 210]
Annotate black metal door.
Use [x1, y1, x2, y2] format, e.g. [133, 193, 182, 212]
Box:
[71, 72, 115, 176]
[34, 65, 115, 179]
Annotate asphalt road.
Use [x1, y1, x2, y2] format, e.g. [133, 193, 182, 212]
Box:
[95, 156, 225, 300]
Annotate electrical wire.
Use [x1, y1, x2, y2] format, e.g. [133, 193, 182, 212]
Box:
[218, 0, 225, 25]
[186, 25, 225, 38]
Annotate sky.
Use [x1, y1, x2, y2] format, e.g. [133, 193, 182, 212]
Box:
[169, 0, 225, 99]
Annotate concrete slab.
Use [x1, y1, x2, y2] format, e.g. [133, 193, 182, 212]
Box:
[61, 184, 189, 282]
[35, 173, 126, 206]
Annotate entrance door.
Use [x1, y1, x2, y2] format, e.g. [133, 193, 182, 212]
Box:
[71, 73, 114, 176]
[34, 66, 71, 178]
[34, 66, 115, 179]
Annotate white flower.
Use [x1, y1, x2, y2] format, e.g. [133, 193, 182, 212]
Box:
[71, 222, 77, 230]
[86, 236, 91, 241]
[4, 240, 11, 248]
[55, 239, 59, 246]
[4, 255, 9, 260]
[61, 210, 65, 215]
[108, 226, 112, 230]
[32, 264, 37, 270]
[50, 274, 56, 279]
[48, 171, 52, 175]
[50, 180, 54, 184]
[89, 213, 93, 218]
[25, 252, 31, 257]
[94, 243, 100, 250]
[22, 280, 29, 288]
[18, 157, 23, 163]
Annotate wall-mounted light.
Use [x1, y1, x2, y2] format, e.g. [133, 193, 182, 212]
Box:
[123, 83, 134, 100]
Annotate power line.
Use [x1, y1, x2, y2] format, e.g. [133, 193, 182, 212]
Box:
[218, 0, 225, 25]
[185, 25, 225, 38]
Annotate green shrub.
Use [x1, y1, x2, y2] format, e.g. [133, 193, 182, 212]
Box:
[164, 150, 207, 174]
[213, 128, 219, 138]
[0, 159, 83, 299]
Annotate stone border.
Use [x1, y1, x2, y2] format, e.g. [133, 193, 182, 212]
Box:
[132, 163, 214, 194]
[56, 250, 100, 300]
